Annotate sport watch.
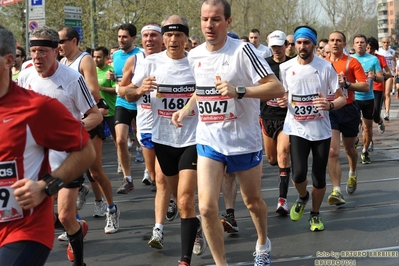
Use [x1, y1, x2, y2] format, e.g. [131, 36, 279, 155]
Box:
[235, 86, 246, 99]
[344, 81, 351, 89]
[42, 174, 64, 196]
[329, 102, 335, 111]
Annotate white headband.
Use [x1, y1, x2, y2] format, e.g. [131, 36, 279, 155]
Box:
[141, 25, 161, 34]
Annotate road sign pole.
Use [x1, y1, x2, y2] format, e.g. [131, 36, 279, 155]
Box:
[25, 0, 29, 51]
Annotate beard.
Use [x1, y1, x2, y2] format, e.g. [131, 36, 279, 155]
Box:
[298, 49, 312, 60]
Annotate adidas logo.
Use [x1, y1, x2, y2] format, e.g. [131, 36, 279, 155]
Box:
[222, 60, 229, 66]
[314, 70, 319, 74]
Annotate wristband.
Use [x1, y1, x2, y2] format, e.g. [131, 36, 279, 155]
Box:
[97, 98, 109, 109]
[115, 84, 120, 95]
[373, 75, 377, 82]
[42, 174, 64, 196]
[183, 105, 191, 115]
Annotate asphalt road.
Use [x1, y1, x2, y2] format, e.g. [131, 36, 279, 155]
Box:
[45, 100, 399, 266]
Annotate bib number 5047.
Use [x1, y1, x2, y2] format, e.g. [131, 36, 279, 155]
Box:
[198, 100, 227, 114]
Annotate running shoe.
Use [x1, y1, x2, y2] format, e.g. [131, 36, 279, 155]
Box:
[253, 238, 271, 266]
[193, 215, 207, 255]
[361, 151, 371, 164]
[76, 183, 90, 210]
[178, 262, 190, 266]
[221, 213, 239, 233]
[117, 161, 122, 174]
[368, 140, 374, 152]
[127, 136, 133, 151]
[116, 178, 134, 194]
[378, 122, 385, 134]
[135, 147, 144, 162]
[58, 231, 68, 241]
[67, 220, 88, 262]
[384, 113, 389, 121]
[151, 182, 157, 192]
[290, 195, 308, 222]
[327, 189, 346, 206]
[276, 197, 289, 215]
[166, 201, 179, 221]
[93, 200, 107, 217]
[309, 214, 324, 231]
[141, 169, 152, 185]
[104, 206, 120, 234]
[148, 228, 164, 249]
[346, 173, 357, 194]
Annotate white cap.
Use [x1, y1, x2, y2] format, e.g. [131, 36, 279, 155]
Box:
[268, 30, 287, 47]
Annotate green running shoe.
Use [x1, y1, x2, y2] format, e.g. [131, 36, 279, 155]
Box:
[290, 196, 308, 222]
[309, 214, 324, 231]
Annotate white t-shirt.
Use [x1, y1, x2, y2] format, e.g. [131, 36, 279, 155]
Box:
[18, 62, 95, 169]
[188, 37, 274, 155]
[280, 55, 339, 141]
[256, 43, 273, 58]
[131, 53, 153, 135]
[377, 47, 396, 74]
[132, 51, 197, 148]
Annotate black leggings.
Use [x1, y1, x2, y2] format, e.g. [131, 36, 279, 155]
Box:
[373, 91, 384, 124]
[290, 135, 331, 189]
[0, 241, 50, 266]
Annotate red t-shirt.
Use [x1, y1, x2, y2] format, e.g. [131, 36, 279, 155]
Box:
[326, 54, 368, 104]
[0, 82, 90, 249]
[373, 54, 387, 92]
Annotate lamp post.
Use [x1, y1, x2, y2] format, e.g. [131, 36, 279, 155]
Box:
[90, 0, 98, 48]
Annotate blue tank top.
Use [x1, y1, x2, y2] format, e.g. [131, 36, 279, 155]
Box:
[113, 46, 143, 110]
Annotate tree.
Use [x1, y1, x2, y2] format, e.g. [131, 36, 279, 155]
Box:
[318, 0, 377, 44]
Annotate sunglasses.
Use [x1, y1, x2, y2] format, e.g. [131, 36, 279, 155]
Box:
[59, 38, 72, 44]
[349, 52, 355, 55]
[16, 54, 21, 57]
[318, 46, 324, 50]
[289, 43, 295, 46]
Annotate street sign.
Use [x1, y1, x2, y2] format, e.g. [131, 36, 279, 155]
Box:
[29, 6, 45, 19]
[73, 26, 84, 42]
[28, 0, 45, 20]
[28, 19, 45, 31]
[64, 13, 82, 20]
[64, 5, 83, 41]
[64, 19, 82, 27]
[31, 0, 42, 6]
[28, 21, 38, 31]
[64, 6, 82, 14]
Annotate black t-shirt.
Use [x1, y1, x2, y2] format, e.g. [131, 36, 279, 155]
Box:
[260, 56, 293, 120]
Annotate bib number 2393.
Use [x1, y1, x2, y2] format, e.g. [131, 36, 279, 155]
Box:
[0, 161, 23, 222]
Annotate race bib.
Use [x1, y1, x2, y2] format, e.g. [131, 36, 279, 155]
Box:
[140, 93, 151, 110]
[0, 161, 23, 223]
[291, 93, 323, 121]
[196, 86, 237, 123]
[156, 84, 195, 117]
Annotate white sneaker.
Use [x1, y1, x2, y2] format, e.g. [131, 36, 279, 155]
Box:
[76, 183, 90, 210]
[57, 231, 68, 241]
[117, 161, 122, 174]
[105, 206, 120, 234]
[193, 215, 207, 255]
[276, 197, 289, 215]
[93, 200, 107, 217]
[141, 169, 152, 185]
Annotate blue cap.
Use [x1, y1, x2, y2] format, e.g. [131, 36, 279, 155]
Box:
[227, 32, 239, 40]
